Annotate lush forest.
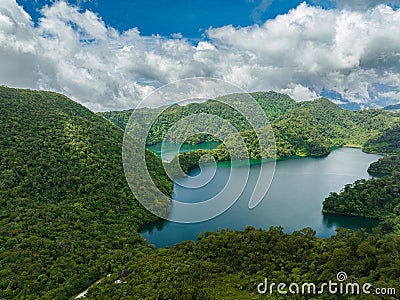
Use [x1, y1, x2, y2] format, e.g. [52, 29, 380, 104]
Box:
[100, 91, 296, 145]
[366, 126, 400, 175]
[0, 87, 172, 299]
[2, 86, 400, 299]
[323, 174, 400, 220]
[363, 126, 400, 154]
[86, 226, 400, 299]
[368, 155, 400, 175]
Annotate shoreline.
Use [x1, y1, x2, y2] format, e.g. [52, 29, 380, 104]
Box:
[322, 211, 384, 221]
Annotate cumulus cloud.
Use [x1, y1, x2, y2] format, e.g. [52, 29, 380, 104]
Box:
[281, 84, 318, 102]
[0, 0, 400, 110]
[379, 91, 400, 101]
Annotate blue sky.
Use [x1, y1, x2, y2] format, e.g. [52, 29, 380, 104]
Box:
[18, 0, 314, 38]
[1, 0, 400, 110]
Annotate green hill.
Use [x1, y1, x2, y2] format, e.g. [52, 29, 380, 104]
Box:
[363, 125, 400, 154]
[100, 91, 296, 145]
[103, 95, 398, 164]
[170, 98, 398, 172]
[269, 98, 397, 157]
[0, 87, 172, 299]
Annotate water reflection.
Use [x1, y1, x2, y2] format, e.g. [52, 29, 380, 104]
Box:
[322, 213, 380, 233]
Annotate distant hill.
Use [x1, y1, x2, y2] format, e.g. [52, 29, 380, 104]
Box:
[274, 98, 397, 153]
[100, 91, 297, 145]
[209, 97, 398, 161]
[363, 126, 400, 154]
[0, 87, 171, 299]
[384, 103, 400, 111]
[102, 93, 398, 162]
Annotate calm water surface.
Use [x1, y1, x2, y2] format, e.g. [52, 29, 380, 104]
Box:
[141, 147, 382, 248]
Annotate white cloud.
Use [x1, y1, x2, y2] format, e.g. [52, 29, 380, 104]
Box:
[281, 84, 318, 102]
[171, 32, 183, 39]
[0, 0, 400, 110]
[379, 91, 400, 101]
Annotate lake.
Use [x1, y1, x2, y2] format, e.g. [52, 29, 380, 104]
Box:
[140, 147, 382, 248]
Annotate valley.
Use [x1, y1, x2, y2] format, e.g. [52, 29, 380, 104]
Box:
[1, 86, 400, 299]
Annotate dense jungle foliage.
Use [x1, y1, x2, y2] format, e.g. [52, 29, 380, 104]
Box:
[87, 226, 400, 299]
[2, 86, 400, 299]
[0, 87, 172, 299]
[100, 91, 296, 146]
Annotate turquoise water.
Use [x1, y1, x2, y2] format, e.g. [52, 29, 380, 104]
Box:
[141, 147, 382, 248]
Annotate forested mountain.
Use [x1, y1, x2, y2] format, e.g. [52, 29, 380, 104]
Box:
[215, 98, 397, 160]
[136, 97, 398, 172]
[102, 94, 398, 163]
[100, 91, 296, 145]
[0, 87, 171, 299]
[277, 98, 396, 148]
[366, 126, 400, 175]
[363, 126, 400, 154]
